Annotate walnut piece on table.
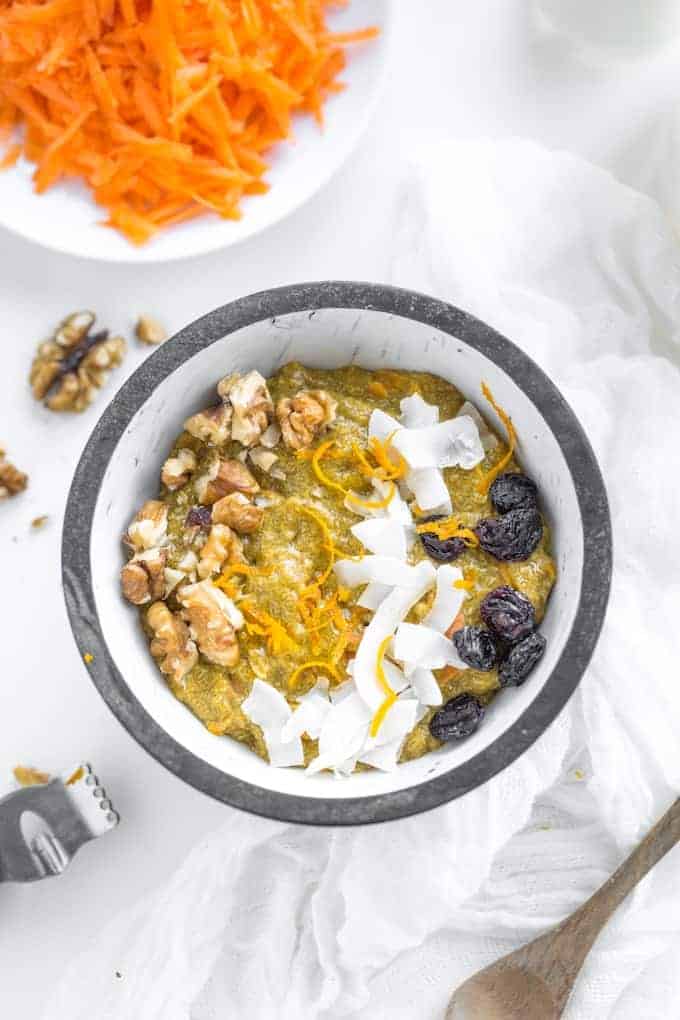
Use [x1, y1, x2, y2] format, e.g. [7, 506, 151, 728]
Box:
[124, 499, 168, 551]
[161, 448, 196, 491]
[135, 315, 167, 346]
[30, 311, 126, 413]
[217, 370, 274, 447]
[121, 547, 167, 605]
[211, 492, 264, 534]
[184, 403, 232, 445]
[276, 389, 338, 450]
[197, 523, 244, 579]
[0, 446, 28, 500]
[195, 458, 260, 503]
[147, 602, 198, 685]
[178, 580, 244, 667]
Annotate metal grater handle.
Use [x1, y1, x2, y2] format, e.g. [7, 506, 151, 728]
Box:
[0, 764, 119, 883]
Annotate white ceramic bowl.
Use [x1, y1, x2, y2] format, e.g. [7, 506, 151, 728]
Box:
[63, 283, 611, 825]
[0, 3, 392, 263]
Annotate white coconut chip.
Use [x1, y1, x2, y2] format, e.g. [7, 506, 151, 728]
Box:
[344, 477, 414, 527]
[399, 392, 439, 428]
[305, 692, 372, 776]
[423, 564, 467, 634]
[406, 467, 452, 514]
[368, 408, 401, 441]
[357, 581, 392, 611]
[392, 415, 484, 472]
[407, 666, 443, 706]
[281, 688, 331, 742]
[241, 680, 304, 768]
[334, 555, 432, 590]
[351, 518, 408, 560]
[352, 561, 436, 709]
[457, 400, 498, 451]
[357, 696, 420, 771]
[393, 622, 467, 672]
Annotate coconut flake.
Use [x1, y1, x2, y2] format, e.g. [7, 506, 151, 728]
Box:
[241, 680, 304, 767]
[368, 408, 401, 441]
[305, 692, 372, 775]
[344, 477, 414, 527]
[351, 518, 407, 560]
[392, 415, 484, 471]
[357, 696, 419, 771]
[335, 555, 433, 590]
[406, 467, 452, 514]
[352, 561, 436, 709]
[281, 688, 331, 742]
[357, 581, 392, 611]
[399, 392, 439, 428]
[423, 564, 467, 634]
[457, 400, 498, 451]
[408, 666, 443, 706]
[393, 623, 467, 672]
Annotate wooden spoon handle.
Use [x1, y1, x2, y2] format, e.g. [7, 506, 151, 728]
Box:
[561, 796, 680, 947]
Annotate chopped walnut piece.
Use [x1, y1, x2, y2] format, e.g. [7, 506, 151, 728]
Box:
[276, 389, 338, 450]
[184, 403, 232, 445]
[120, 547, 167, 604]
[197, 523, 245, 579]
[0, 447, 28, 500]
[178, 580, 244, 667]
[195, 458, 260, 503]
[212, 492, 264, 534]
[248, 447, 278, 473]
[135, 315, 167, 345]
[124, 500, 168, 551]
[147, 602, 198, 685]
[217, 370, 274, 447]
[161, 448, 196, 491]
[30, 311, 126, 413]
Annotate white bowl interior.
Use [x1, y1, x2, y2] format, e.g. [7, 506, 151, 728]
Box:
[0, 2, 391, 262]
[90, 308, 583, 799]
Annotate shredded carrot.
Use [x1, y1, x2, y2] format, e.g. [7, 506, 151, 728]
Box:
[477, 383, 517, 494]
[0, 1, 377, 245]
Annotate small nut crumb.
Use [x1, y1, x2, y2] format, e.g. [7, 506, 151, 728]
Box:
[135, 315, 167, 346]
[30, 311, 126, 413]
[14, 765, 50, 787]
[31, 514, 49, 530]
[0, 447, 28, 500]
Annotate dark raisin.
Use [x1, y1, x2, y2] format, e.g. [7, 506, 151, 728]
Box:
[480, 586, 536, 643]
[498, 631, 546, 687]
[453, 626, 499, 671]
[489, 473, 538, 514]
[419, 531, 466, 562]
[185, 505, 212, 529]
[475, 507, 543, 561]
[429, 694, 485, 741]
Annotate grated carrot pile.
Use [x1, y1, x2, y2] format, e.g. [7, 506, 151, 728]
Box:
[0, 0, 377, 244]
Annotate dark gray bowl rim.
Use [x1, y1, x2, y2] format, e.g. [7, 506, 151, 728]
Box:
[62, 281, 612, 827]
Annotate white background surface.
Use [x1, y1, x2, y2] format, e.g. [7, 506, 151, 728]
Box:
[2, 2, 680, 1016]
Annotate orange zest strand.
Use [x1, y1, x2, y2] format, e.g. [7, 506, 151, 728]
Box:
[367, 379, 388, 398]
[367, 431, 407, 481]
[240, 600, 298, 656]
[0, 143, 21, 169]
[477, 382, 517, 494]
[346, 482, 395, 510]
[214, 563, 273, 590]
[369, 634, 397, 738]
[311, 439, 348, 496]
[298, 504, 336, 593]
[416, 518, 479, 547]
[0, 1, 377, 245]
[288, 659, 340, 691]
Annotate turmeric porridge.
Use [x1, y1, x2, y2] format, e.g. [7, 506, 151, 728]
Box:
[120, 362, 556, 775]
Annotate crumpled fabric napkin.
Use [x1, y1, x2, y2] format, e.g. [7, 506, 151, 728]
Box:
[44, 139, 680, 1020]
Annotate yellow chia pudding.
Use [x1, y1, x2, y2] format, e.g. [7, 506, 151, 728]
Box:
[120, 362, 556, 775]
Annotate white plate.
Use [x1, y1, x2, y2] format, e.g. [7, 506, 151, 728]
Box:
[0, 1, 392, 263]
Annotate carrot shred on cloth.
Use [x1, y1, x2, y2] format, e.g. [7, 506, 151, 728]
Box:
[0, 0, 378, 244]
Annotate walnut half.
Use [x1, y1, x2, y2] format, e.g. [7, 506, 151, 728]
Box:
[217, 370, 274, 447]
[147, 602, 198, 685]
[121, 548, 167, 605]
[30, 311, 126, 413]
[161, 448, 196, 491]
[197, 523, 244, 579]
[124, 500, 168, 551]
[0, 447, 28, 500]
[276, 389, 338, 450]
[195, 458, 259, 504]
[178, 580, 244, 667]
[212, 492, 264, 534]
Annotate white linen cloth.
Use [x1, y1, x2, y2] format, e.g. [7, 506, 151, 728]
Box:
[44, 139, 680, 1020]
